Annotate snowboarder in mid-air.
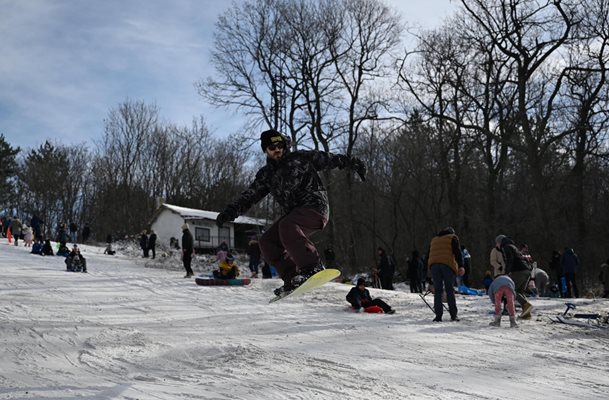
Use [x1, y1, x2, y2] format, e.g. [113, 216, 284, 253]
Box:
[216, 129, 366, 298]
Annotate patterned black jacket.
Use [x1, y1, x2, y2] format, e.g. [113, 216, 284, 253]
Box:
[221, 150, 356, 220]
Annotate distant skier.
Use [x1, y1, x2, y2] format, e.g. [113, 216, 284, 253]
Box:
[216, 129, 366, 297]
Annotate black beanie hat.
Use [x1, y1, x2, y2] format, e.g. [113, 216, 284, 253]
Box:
[260, 129, 286, 151]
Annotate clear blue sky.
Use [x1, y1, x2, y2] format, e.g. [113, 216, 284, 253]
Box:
[0, 0, 457, 151]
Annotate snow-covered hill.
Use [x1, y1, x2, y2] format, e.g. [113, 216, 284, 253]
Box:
[1, 239, 608, 399]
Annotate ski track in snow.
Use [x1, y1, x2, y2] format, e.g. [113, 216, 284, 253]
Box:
[1, 240, 608, 399]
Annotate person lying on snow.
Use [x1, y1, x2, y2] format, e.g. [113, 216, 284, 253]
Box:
[213, 254, 240, 279]
[346, 278, 395, 314]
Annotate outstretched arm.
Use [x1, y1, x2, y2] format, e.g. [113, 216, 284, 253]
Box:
[304, 151, 367, 181]
[216, 171, 270, 227]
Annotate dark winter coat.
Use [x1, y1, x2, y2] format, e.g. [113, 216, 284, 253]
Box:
[148, 233, 157, 249]
[561, 248, 579, 274]
[247, 240, 261, 261]
[42, 241, 54, 256]
[11, 219, 22, 236]
[182, 229, 194, 253]
[57, 227, 68, 243]
[219, 150, 358, 220]
[378, 253, 395, 279]
[139, 234, 148, 250]
[549, 251, 561, 276]
[31, 215, 43, 236]
[31, 242, 43, 255]
[500, 237, 531, 274]
[346, 286, 373, 309]
[407, 255, 423, 280]
[82, 225, 91, 241]
[65, 251, 86, 271]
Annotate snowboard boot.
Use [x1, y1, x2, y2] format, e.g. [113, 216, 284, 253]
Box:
[510, 316, 518, 328]
[489, 315, 501, 327]
[291, 263, 325, 287]
[273, 283, 295, 298]
[519, 302, 533, 319]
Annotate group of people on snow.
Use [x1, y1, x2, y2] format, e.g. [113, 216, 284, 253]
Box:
[139, 230, 157, 259]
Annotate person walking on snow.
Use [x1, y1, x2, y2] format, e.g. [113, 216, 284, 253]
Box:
[181, 224, 194, 278]
[215, 129, 366, 297]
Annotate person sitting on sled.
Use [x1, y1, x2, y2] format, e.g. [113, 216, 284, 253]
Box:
[213, 253, 240, 279]
[488, 275, 518, 328]
[346, 278, 395, 314]
[56, 241, 70, 257]
[215, 129, 366, 298]
[65, 245, 87, 273]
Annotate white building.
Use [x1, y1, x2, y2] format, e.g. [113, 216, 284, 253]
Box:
[149, 203, 267, 251]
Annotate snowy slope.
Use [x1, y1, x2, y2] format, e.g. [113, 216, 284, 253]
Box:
[1, 239, 608, 400]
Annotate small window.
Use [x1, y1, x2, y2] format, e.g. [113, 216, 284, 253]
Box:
[195, 227, 211, 242]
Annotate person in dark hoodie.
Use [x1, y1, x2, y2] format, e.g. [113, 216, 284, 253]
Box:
[497, 234, 534, 319]
[560, 247, 580, 298]
[346, 278, 395, 314]
[181, 224, 194, 278]
[215, 129, 366, 298]
[377, 247, 395, 290]
[427, 227, 464, 322]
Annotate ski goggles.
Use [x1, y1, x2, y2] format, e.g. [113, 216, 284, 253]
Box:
[267, 142, 286, 151]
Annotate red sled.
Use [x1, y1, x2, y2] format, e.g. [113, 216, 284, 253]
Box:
[364, 305, 384, 313]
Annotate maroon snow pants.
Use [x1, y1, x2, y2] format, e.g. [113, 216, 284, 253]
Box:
[259, 207, 327, 285]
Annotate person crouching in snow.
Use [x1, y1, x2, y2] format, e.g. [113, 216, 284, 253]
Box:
[346, 278, 395, 314]
[488, 275, 518, 328]
[213, 253, 240, 279]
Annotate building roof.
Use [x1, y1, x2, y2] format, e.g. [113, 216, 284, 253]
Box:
[159, 203, 268, 227]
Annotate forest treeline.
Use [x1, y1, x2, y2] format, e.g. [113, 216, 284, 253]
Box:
[1, 0, 608, 290]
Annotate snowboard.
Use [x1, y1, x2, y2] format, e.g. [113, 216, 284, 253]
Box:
[269, 268, 341, 303]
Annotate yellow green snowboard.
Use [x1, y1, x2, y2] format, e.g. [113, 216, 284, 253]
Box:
[269, 269, 341, 303]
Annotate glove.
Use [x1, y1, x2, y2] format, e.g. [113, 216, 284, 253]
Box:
[351, 157, 366, 181]
[216, 211, 231, 228]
